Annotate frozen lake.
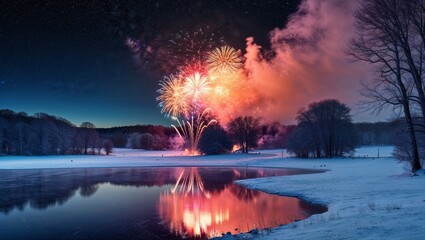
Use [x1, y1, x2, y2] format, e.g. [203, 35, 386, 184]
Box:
[0, 167, 326, 239]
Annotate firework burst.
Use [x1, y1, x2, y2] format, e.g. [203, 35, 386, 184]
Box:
[180, 60, 208, 76]
[184, 72, 211, 101]
[206, 46, 243, 75]
[157, 42, 248, 152]
[157, 74, 189, 118]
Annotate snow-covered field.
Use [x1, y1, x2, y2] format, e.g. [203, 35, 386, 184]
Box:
[0, 148, 280, 169]
[1, 146, 425, 239]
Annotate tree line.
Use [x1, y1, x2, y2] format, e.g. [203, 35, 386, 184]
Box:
[0, 107, 400, 157]
[192, 100, 400, 157]
[0, 110, 113, 156]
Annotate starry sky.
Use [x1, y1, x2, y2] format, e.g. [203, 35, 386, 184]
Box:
[0, 0, 302, 127]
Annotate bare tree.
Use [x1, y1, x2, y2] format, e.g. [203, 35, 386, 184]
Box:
[140, 133, 154, 150]
[0, 117, 9, 155]
[56, 118, 75, 155]
[126, 133, 142, 149]
[79, 122, 97, 155]
[31, 115, 60, 155]
[112, 132, 127, 148]
[227, 116, 261, 153]
[102, 139, 113, 155]
[349, 0, 422, 171]
[13, 122, 30, 155]
[287, 99, 357, 158]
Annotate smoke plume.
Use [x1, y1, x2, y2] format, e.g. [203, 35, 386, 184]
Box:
[235, 0, 372, 124]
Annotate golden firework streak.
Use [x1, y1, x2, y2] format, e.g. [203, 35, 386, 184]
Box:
[172, 108, 217, 155]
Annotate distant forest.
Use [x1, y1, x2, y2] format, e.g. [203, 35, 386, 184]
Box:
[0, 109, 399, 156]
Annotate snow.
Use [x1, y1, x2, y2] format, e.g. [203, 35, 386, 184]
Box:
[1, 146, 425, 239]
[0, 148, 280, 169]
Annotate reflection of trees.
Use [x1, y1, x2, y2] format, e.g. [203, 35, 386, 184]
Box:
[229, 184, 260, 201]
[198, 168, 235, 194]
[0, 168, 178, 214]
[79, 184, 99, 197]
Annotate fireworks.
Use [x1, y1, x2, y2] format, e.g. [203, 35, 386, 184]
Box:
[184, 72, 211, 101]
[157, 74, 189, 118]
[213, 85, 229, 98]
[156, 41, 246, 152]
[172, 108, 217, 155]
[169, 27, 226, 63]
[206, 46, 243, 75]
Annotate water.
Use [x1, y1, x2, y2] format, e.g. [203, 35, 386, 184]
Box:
[0, 167, 326, 239]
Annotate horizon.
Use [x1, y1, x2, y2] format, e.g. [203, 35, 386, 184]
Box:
[0, 107, 392, 129]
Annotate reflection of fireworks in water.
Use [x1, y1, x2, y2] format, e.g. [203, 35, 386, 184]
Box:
[158, 167, 313, 238]
[172, 108, 217, 155]
[206, 46, 243, 75]
[171, 168, 210, 198]
[157, 74, 189, 118]
[163, 168, 217, 237]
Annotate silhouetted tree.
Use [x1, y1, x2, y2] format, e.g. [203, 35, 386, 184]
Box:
[227, 116, 261, 153]
[287, 99, 357, 158]
[79, 122, 97, 155]
[12, 122, 30, 155]
[127, 133, 142, 149]
[112, 132, 127, 148]
[349, 0, 424, 171]
[198, 124, 232, 155]
[31, 116, 59, 155]
[140, 133, 154, 150]
[102, 139, 113, 155]
[56, 118, 75, 155]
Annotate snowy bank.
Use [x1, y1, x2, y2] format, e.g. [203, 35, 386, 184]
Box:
[227, 146, 425, 239]
[0, 148, 282, 170]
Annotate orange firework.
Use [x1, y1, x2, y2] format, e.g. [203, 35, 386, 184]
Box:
[206, 46, 243, 75]
[184, 72, 211, 100]
[157, 74, 189, 117]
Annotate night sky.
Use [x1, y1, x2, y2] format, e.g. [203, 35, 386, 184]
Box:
[0, 0, 302, 127]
